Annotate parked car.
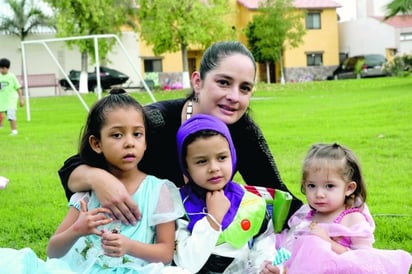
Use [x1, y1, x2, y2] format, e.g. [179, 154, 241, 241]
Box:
[59, 66, 129, 91]
[327, 54, 389, 80]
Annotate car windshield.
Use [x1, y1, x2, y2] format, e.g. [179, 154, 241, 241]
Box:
[364, 55, 385, 66]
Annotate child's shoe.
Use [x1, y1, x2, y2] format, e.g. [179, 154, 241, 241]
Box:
[10, 130, 18, 135]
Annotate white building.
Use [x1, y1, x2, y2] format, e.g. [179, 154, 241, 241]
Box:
[335, 0, 412, 58]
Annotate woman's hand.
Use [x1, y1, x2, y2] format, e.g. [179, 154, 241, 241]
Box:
[69, 166, 141, 225]
[95, 179, 141, 225]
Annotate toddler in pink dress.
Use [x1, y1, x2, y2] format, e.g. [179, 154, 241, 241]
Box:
[261, 143, 411, 274]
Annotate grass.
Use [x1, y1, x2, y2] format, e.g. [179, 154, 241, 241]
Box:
[0, 77, 411, 260]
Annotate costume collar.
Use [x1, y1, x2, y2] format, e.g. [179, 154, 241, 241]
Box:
[180, 181, 244, 231]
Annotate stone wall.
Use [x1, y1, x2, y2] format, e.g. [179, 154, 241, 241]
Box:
[284, 66, 338, 82]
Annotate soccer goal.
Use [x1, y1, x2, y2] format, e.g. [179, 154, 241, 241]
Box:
[21, 33, 156, 121]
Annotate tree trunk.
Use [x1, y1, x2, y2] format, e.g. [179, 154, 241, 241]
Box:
[266, 61, 271, 84]
[181, 43, 190, 89]
[279, 49, 285, 84]
[79, 51, 89, 93]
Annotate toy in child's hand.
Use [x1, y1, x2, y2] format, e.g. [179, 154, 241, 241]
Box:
[272, 247, 291, 273]
[272, 248, 291, 265]
[108, 220, 121, 234]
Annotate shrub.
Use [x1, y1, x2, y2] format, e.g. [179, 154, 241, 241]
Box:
[383, 53, 412, 77]
[354, 59, 365, 77]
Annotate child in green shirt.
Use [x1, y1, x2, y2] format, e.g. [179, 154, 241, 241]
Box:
[0, 58, 24, 135]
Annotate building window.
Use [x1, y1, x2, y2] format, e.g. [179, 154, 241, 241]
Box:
[143, 58, 162, 72]
[400, 32, 412, 41]
[306, 12, 321, 29]
[307, 53, 323, 66]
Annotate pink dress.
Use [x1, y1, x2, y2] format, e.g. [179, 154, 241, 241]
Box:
[276, 204, 412, 274]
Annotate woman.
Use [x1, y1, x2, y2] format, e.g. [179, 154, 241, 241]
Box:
[59, 41, 302, 226]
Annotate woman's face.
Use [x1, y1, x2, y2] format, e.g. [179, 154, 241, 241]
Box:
[192, 53, 255, 125]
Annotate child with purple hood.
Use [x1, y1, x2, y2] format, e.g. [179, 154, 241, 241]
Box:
[173, 114, 278, 274]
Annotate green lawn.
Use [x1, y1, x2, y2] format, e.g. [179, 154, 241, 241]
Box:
[0, 76, 411, 260]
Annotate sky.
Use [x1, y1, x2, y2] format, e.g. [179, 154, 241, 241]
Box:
[335, 0, 357, 21]
[0, 0, 53, 17]
[0, 0, 394, 22]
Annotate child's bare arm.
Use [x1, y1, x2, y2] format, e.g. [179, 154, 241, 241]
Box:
[17, 88, 24, 107]
[47, 200, 112, 258]
[310, 222, 349, 254]
[310, 212, 372, 254]
[206, 190, 230, 230]
[342, 212, 373, 249]
[103, 221, 176, 263]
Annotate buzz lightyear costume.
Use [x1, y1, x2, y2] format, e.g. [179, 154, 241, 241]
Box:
[174, 114, 274, 274]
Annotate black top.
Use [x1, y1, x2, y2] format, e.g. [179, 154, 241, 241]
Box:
[58, 98, 302, 219]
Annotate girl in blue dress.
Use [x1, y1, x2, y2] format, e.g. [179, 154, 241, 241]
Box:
[0, 88, 184, 273]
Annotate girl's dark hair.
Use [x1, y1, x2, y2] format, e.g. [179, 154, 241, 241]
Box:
[301, 143, 367, 208]
[188, 41, 256, 100]
[78, 88, 145, 168]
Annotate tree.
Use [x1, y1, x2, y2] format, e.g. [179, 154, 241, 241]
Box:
[385, 0, 412, 19]
[245, 0, 305, 84]
[0, 0, 55, 41]
[137, 0, 235, 88]
[46, 0, 137, 92]
[0, 0, 55, 77]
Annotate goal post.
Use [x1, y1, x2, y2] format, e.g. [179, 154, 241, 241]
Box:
[21, 34, 156, 121]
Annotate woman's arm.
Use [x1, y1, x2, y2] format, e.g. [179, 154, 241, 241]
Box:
[59, 154, 141, 225]
[58, 154, 85, 200]
[70, 165, 141, 225]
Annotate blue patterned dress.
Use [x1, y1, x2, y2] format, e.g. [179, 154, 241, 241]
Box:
[0, 175, 184, 274]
